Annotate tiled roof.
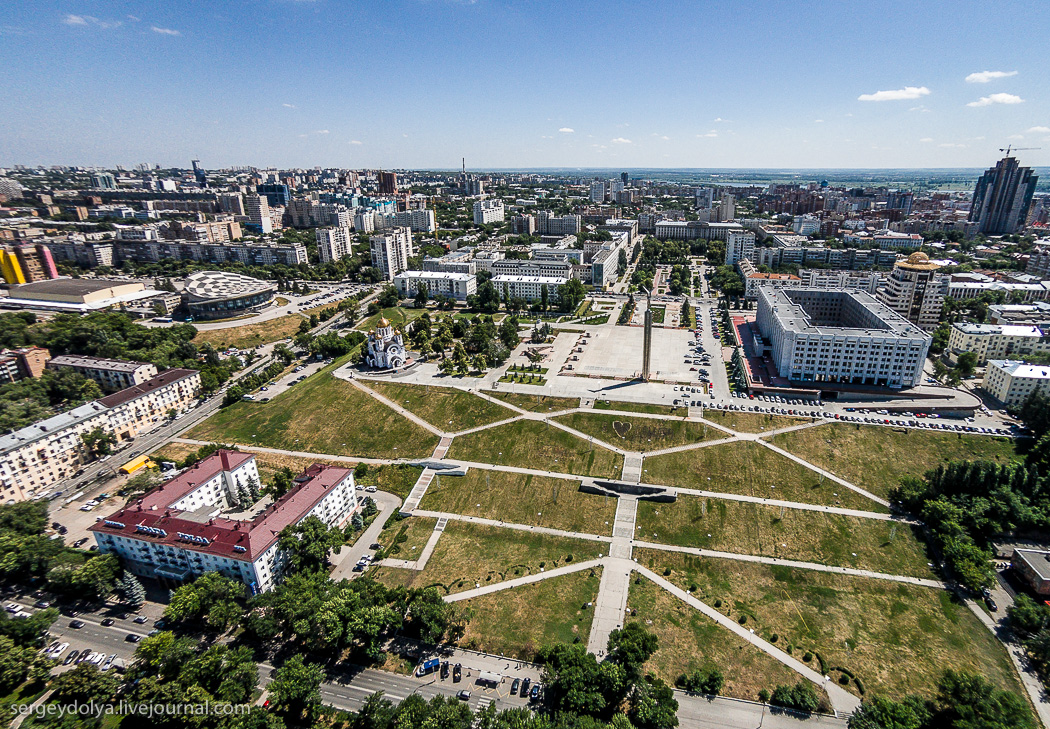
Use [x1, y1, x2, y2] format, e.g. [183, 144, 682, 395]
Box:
[97, 368, 198, 408]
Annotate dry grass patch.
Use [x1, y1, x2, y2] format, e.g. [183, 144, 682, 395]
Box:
[642, 440, 886, 512]
[192, 314, 305, 350]
[366, 381, 515, 431]
[418, 469, 616, 535]
[635, 495, 932, 578]
[448, 420, 623, 479]
[458, 568, 602, 661]
[554, 412, 721, 452]
[635, 550, 1023, 700]
[487, 391, 580, 413]
[701, 410, 811, 433]
[380, 516, 438, 559]
[371, 520, 604, 594]
[769, 423, 1020, 499]
[627, 577, 805, 702]
[593, 400, 681, 416]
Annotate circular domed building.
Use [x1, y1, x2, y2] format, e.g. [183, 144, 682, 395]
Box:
[183, 271, 277, 320]
[366, 318, 408, 370]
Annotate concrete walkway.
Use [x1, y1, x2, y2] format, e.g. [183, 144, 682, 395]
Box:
[401, 468, 435, 514]
[756, 439, 890, 508]
[381, 518, 446, 570]
[671, 486, 904, 522]
[634, 565, 862, 716]
[346, 378, 446, 436]
[445, 558, 603, 602]
[330, 491, 402, 581]
[633, 540, 946, 589]
[587, 557, 633, 657]
[412, 509, 613, 545]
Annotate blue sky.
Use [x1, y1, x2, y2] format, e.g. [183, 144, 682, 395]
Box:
[1, 0, 1049, 169]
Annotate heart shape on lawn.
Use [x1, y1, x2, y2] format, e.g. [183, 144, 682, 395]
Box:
[612, 421, 632, 438]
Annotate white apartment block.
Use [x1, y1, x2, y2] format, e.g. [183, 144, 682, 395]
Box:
[316, 226, 353, 264]
[982, 360, 1050, 407]
[47, 355, 158, 393]
[473, 199, 505, 225]
[394, 208, 436, 233]
[798, 269, 882, 295]
[589, 181, 606, 203]
[490, 274, 566, 302]
[724, 230, 757, 267]
[91, 453, 358, 593]
[947, 280, 1050, 303]
[738, 260, 802, 299]
[393, 271, 477, 301]
[354, 210, 375, 233]
[244, 194, 273, 234]
[370, 227, 413, 281]
[537, 212, 582, 236]
[97, 369, 202, 441]
[843, 231, 923, 249]
[947, 323, 1050, 365]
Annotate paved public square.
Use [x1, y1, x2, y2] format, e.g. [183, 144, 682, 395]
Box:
[572, 324, 695, 382]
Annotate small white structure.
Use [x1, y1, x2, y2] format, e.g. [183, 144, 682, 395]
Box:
[366, 318, 408, 370]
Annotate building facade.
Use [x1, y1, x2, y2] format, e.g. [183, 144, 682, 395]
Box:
[370, 227, 413, 281]
[969, 155, 1039, 235]
[47, 355, 158, 392]
[393, 271, 476, 301]
[473, 200, 505, 225]
[876, 253, 948, 330]
[316, 226, 353, 264]
[490, 274, 566, 302]
[982, 360, 1050, 407]
[947, 323, 1050, 365]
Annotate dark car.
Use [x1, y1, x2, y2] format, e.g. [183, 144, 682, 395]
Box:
[521, 677, 531, 696]
[64, 650, 79, 665]
[125, 634, 141, 643]
[530, 684, 541, 701]
[133, 615, 148, 624]
[153, 619, 166, 629]
[457, 691, 471, 701]
[452, 663, 462, 683]
[440, 661, 450, 679]
[69, 620, 85, 629]
[511, 678, 521, 695]
[370, 543, 381, 550]
[985, 596, 998, 612]
[101, 618, 114, 627]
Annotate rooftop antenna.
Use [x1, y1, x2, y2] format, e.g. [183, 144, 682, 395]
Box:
[1000, 145, 1041, 157]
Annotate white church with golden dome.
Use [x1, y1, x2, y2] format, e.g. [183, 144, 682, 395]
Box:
[366, 318, 408, 370]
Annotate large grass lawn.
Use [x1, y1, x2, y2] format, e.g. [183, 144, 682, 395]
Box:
[554, 412, 720, 452]
[769, 423, 1020, 499]
[593, 400, 681, 416]
[642, 441, 886, 512]
[153, 442, 346, 485]
[356, 306, 427, 332]
[635, 495, 933, 578]
[186, 365, 439, 459]
[635, 550, 1024, 700]
[701, 410, 811, 433]
[626, 577, 804, 702]
[372, 521, 604, 594]
[418, 469, 617, 535]
[365, 381, 516, 431]
[448, 420, 623, 479]
[487, 391, 580, 413]
[380, 515, 438, 559]
[458, 568, 602, 661]
[193, 314, 305, 350]
[356, 464, 425, 501]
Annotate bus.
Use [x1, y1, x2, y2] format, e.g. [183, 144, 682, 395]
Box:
[119, 455, 155, 475]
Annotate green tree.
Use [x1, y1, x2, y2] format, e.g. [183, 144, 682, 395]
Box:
[164, 571, 245, 632]
[414, 283, 429, 309]
[116, 571, 146, 607]
[955, 351, 978, 378]
[50, 663, 120, 705]
[769, 681, 820, 713]
[278, 515, 344, 573]
[628, 677, 679, 729]
[540, 284, 549, 312]
[81, 426, 116, 458]
[608, 622, 658, 679]
[558, 278, 587, 312]
[267, 654, 325, 724]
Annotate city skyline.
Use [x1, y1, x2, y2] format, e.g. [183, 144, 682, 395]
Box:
[1, 0, 1049, 169]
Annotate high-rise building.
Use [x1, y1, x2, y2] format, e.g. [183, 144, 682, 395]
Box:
[378, 171, 398, 195]
[969, 155, 1039, 235]
[370, 227, 413, 280]
[192, 159, 207, 187]
[589, 181, 606, 203]
[695, 187, 714, 209]
[217, 192, 245, 216]
[876, 252, 948, 330]
[724, 230, 756, 266]
[537, 211, 581, 236]
[473, 199, 505, 225]
[256, 183, 291, 207]
[621, 172, 629, 186]
[244, 194, 273, 234]
[716, 194, 736, 222]
[316, 226, 353, 264]
[90, 172, 116, 190]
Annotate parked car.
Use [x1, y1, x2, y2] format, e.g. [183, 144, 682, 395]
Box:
[101, 618, 114, 626]
[125, 634, 141, 643]
[511, 678, 521, 695]
[457, 691, 471, 701]
[69, 620, 85, 629]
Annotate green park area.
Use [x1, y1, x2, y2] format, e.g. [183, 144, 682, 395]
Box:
[457, 568, 602, 661]
[448, 419, 624, 479]
[770, 423, 1020, 499]
[554, 412, 720, 452]
[192, 313, 305, 350]
[187, 365, 439, 459]
[488, 391, 580, 413]
[626, 577, 805, 702]
[642, 441, 887, 511]
[372, 521, 603, 594]
[356, 306, 427, 332]
[634, 550, 1023, 700]
[593, 400, 681, 416]
[418, 469, 617, 535]
[380, 516, 438, 560]
[365, 381, 515, 431]
[701, 410, 810, 433]
[635, 496, 932, 578]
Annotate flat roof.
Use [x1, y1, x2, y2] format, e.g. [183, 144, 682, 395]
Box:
[0, 401, 110, 455]
[759, 287, 927, 339]
[7, 279, 140, 296]
[48, 355, 154, 373]
[98, 368, 198, 408]
[1015, 549, 1050, 580]
[394, 271, 473, 281]
[953, 323, 1044, 337]
[491, 274, 569, 284]
[988, 360, 1050, 380]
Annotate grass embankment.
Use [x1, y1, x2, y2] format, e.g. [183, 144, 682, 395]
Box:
[770, 424, 1020, 499]
[635, 550, 1023, 700]
[642, 440, 886, 511]
[193, 314, 305, 350]
[355, 306, 427, 332]
[635, 495, 931, 577]
[366, 381, 515, 431]
[554, 412, 720, 452]
[487, 392, 580, 413]
[593, 400, 681, 416]
[380, 516, 438, 560]
[448, 420, 623, 479]
[418, 470, 617, 535]
[701, 410, 810, 433]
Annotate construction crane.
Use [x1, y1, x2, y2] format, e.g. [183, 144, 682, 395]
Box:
[1000, 145, 1042, 156]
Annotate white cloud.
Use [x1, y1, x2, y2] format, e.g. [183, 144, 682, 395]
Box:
[697, 130, 718, 138]
[64, 14, 121, 29]
[814, 119, 824, 123]
[965, 70, 1018, 84]
[938, 143, 966, 148]
[63, 14, 88, 25]
[858, 86, 930, 102]
[909, 105, 931, 113]
[1027, 126, 1050, 133]
[558, 127, 574, 133]
[967, 93, 1024, 107]
[127, 14, 140, 21]
[282, 103, 297, 109]
[610, 137, 632, 144]
[713, 117, 729, 122]
[651, 133, 670, 140]
[315, 129, 330, 134]
[919, 137, 934, 143]
[151, 26, 180, 36]
[349, 140, 363, 145]
[1008, 134, 1025, 140]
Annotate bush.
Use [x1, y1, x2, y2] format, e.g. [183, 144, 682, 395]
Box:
[838, 675, 849, 685]
[676, 667, 725, 696]
[769, 681, 820, 714]
[738, 615, 747, 625]
[714, 599, 721, 608]
[663, 567, 671, 576]
[758, 689, 770, 703]
[565, 554, 573, 563]
[802, 652, 813, 662]
[770, 633, 778, 643]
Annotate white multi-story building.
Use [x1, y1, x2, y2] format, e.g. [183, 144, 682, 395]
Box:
[738, 260, 803, 299]
[354, 210, 375, 233]
[793, 215, 820, 235]
[982, 360, 1050, 406]
[490, 274, 566, 302]
[589, 181, 606, 203]
[491, 258, 573, 279]
[244, 194, 273, 234]
[393, 271, 476, 301]
[843, 231, 923, 249]
[316, 226, 353, 264]
[473, 199, 505, 225]
[946, 323, 1050, 365]
[394, 208, 436, 233]
[370, 227, 413, 280]
[947, 280, 1050, 303]
[91, 453, 358, 593]
[876, 252, 948, 330]
[724, 230, 756, 266]
[47, 355, 158, 393]
[755, 287, 931, 389]
[97, 369, 202, 441]
[537, 212, 581, 236]
[217, 193, 245, 216]
[797, 269, 882, 295]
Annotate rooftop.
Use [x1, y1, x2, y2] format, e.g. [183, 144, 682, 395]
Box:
[0, 401, 109, 456]
[988, 360, 1050, 380]
[759, 287, 927, 339]
[97, 368, 199, 408]
[48, 355, 155, 373]
[952, 323, 1045, 337]
[491, 274, 569, 284]
[7, 278, 142, 296]
[1015, 549, 1050, 581]
[394, 270, 474, 281]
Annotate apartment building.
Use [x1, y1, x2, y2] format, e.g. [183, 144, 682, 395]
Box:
[0, 347, 51, 383]
[946, 323, 1050, 365]
[370, 227, 413, 280]
[876, 253, 948, 330]
[797, 269, 882, 295]
[738, 260, 802, 299]
[316, 226, 353, 264]
[244, 194, 273, 234]
[982, 360, 1050, 407]
[724, 231, 757, 266]
[47, 355, 158, 392]
[91, 453, 358, 593]
[393, 271, 477, 301]
[536, 212, 581, 236]
[490, 274, 566, 302]
[473, 199, 505, 225]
